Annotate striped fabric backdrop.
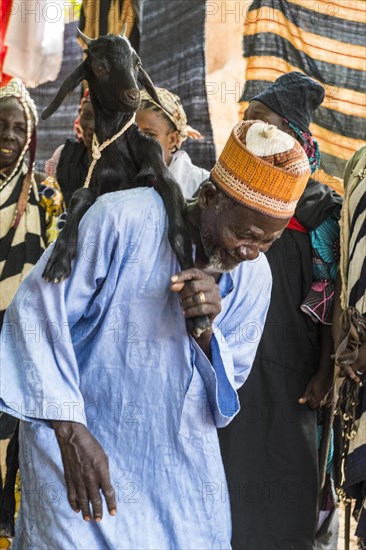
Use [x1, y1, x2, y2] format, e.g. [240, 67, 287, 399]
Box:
[239, 0, 366, 194]
[139, 0, 216, 171]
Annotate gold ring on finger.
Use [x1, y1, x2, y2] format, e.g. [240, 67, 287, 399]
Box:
[198, 291, 205, 305]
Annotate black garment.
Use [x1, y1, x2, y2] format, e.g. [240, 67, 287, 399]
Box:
[56, 139, 90, 208]
[295, 178, 342, 230]
[218, 181, 342, 550]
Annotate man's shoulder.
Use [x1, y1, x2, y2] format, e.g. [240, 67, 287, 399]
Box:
[85, 188, 166, 229]
[232, 253, 272, 289]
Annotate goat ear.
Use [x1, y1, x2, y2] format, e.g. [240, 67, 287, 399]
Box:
[42, 61, 89, 120]
[138, 66, 173, 115]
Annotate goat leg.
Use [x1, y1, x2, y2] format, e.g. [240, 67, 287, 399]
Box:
[153, 177, 211, 338]
[42, 188, 97, 283]
[167, 220, 211, 338]
[169, 224, 211, 338]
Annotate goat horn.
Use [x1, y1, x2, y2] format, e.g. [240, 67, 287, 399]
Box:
[77, 28, 93, 46]
[121, 23, 127, 36]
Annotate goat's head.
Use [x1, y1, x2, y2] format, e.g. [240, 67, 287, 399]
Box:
[42, 29, 166, 120]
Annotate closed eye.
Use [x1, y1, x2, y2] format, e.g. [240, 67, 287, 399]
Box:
[140, 129, 157, 138]
[233, 230, 254, 241]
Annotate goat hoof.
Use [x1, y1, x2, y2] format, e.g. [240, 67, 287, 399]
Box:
[186, 315, 211, 338]
[42, 231, 77, 283]
[42, 268, 70, 283]
[42, 255, 72, 283]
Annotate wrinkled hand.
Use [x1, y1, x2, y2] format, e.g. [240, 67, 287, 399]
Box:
[170, 268, 221, 327]
[298, 372, 333, 409]
[342, 342, 366, 384]
[52, 421, 116, 522]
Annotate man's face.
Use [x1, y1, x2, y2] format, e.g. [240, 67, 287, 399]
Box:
[199, 185, 288, 272]
[0, 98, 27, 170]
[244, 101, 292, 135]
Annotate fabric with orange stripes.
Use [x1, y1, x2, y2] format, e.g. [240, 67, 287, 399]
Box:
[239, 0, 366, 194]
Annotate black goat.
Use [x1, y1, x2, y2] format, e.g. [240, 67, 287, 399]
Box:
[42, 29, 209, 337]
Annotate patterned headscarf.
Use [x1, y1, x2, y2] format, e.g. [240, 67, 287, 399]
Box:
[139, 87, 203, 143]
[283, 118, 321, 174]
[0, 78, 38, 227]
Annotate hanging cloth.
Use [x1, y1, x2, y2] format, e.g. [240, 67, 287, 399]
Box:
[80, 0, 143, 52]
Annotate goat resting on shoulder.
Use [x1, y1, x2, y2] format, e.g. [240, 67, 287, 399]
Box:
[41, 29, 209, 337]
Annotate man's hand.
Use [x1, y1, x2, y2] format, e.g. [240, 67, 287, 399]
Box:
[52, 421, 116, 522]
[342, 342, 366, 384]
[171, 268, 221, 357]
[299, 324, 335, 409]
[171, 268, 221, 325]
[298, 371, 333, 409]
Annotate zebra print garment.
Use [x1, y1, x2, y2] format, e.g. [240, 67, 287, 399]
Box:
[341, 146, 366, 314]
[338, 146, 366, 545]
[0, 163, 45, 328]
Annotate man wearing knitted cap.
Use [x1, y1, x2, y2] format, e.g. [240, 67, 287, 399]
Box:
[0, 121, 310, 547]
[219, 72, 342, 550]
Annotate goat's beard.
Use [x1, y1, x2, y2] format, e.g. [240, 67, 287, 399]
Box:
[199, 221, 240, 273]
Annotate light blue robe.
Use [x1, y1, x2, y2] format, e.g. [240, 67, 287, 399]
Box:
[0, 188, 272, 549]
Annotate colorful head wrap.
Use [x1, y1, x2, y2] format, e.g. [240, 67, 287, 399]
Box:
[210, 120, 311, 219]
[283, 118, 321, 174]
[139, 87, 203, 143]
[0, 77, 38, 227]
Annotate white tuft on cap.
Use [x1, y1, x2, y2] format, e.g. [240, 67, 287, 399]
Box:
[246, 122, 295, 157]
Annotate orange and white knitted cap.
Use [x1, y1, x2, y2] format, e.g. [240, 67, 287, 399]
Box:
[210, 120, 311, 219]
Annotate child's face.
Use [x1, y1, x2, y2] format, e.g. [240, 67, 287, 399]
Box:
[79, 101, 95, 152]
[136, 109, 180, 164]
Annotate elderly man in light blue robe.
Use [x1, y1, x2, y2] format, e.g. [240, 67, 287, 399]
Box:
[0, 119, 311, 548]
